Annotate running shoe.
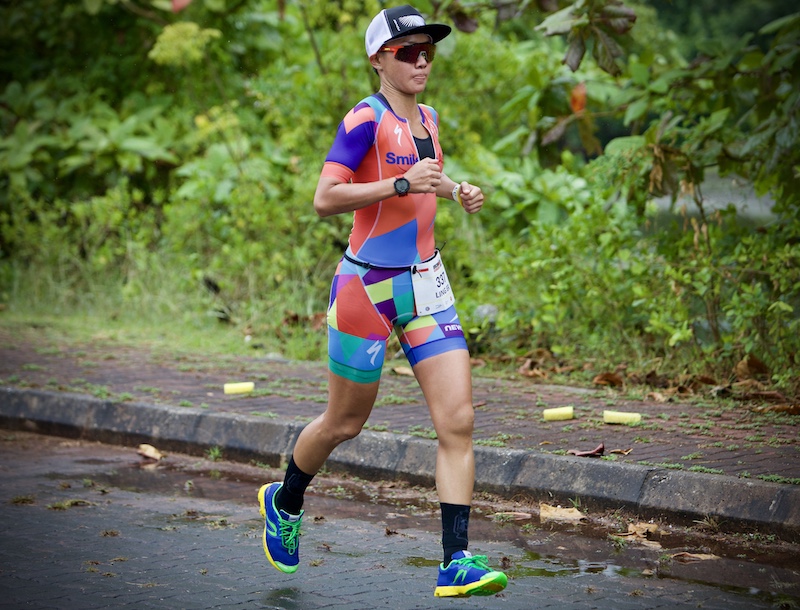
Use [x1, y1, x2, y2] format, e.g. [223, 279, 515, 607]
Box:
[434, 550, 508, 597]
[258, 482, 303, 574]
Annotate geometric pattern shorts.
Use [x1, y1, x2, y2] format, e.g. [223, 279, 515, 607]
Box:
[326, 255, 468, 384]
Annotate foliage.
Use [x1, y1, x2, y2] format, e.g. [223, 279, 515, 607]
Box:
[1, 0, 798, 395]
[645, 0, 798, 57]
[466, 166, 667, 366]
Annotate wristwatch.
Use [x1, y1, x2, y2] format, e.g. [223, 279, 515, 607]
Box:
[393, 174, 410, 197]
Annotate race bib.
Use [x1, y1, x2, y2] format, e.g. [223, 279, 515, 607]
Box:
[411, 251, 455, 315]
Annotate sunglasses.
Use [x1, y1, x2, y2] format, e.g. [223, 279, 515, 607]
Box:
[379, 42, 436, 64]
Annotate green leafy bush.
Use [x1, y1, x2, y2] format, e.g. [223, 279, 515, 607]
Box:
[0, 0, 797, 394]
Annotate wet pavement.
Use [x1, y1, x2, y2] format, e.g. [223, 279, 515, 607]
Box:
[1, 432, 798, 609]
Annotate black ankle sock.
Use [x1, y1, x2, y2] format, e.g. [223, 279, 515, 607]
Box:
[441, 503, 470, 566]
[276, 456, 315, 515]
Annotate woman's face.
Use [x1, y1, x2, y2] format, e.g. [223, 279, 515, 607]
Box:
[372, 34, 434, 95]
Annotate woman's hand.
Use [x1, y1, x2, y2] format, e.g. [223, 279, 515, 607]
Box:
[457, 182, 483, 214]
[405, 158, 442, 193]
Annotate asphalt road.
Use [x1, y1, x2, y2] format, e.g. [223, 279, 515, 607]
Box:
[0, 432, 794, 609]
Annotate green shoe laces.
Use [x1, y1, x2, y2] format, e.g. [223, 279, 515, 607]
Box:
[452, 554, 491, 571]
[278, 514, 302, 553]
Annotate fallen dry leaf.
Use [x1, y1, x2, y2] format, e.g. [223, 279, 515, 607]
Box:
[743, 391, 789, 403]
[626, 522, 659, 538]
[567, 443, 605, 458]
[643, 370, 670, 388]
[309, 312, 327, 331]
[732, 378, 767, 392]
[540, 503, 586, 524]
[392, 366, 414, 377]
[695, 375, 718, 386]
[734, 354, 769, 380]
[750, 403, 800, 415]
[493, 512, 533, 521]
[609, 448, 633, 456]
[669, 374, 718, 393]
[671, 552, 719, 563]
[529, 348, 557, 365]
[137, 444, 165, 461]
[709, 385, 732, 398]
[592, 372, 624, 387]
[646, 391, 670, 403]
[670, 385, 696, 397]
[517, 358, 550, 379]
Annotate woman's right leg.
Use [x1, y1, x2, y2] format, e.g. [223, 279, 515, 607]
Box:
[262, 256, 391, 573]
[292, 371, 380, 474]
[295, 255, 392, 474]
[260, 371, 380, 574]
[275, 371, 380, 515]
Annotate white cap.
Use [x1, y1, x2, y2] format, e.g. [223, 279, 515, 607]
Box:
[365, 5, 451, 57]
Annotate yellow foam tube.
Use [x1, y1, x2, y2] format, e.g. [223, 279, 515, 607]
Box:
[604, 410, 641, 425]
[224, 381, 254, 395]
[543, 406, 574, 421]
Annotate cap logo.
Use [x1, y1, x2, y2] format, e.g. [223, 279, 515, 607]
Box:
[396, 15, 425, 30]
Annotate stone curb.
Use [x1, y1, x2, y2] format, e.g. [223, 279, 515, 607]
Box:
[2, 388, 798, 534]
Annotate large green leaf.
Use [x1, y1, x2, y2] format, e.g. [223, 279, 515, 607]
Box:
[536, 4, 589, 36]
[120, 137, 178, 163]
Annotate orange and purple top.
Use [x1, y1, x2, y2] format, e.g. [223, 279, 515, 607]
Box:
[320, 94, 443, 268]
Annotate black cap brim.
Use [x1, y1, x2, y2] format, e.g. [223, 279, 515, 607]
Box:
[386, 23, 451, 45]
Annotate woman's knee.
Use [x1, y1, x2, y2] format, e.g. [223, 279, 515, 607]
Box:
[338, 419, 365, 442]
[436, 402, 474, 438]
[318, 414, 365, 445]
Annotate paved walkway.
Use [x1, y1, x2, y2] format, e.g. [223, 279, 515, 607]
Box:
[1, 329, 798, 534]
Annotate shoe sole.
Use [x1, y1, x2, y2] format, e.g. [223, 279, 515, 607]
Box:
[259, 483, 299, 574]
[434, 571, 508, 597]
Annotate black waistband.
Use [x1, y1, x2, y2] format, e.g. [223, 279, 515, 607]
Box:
[343, 252, 413, 271]
[342, 249, 439, 272]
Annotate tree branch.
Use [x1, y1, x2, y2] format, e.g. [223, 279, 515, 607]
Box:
[298, 1, 327, 76]
[119, 0, 168, 26]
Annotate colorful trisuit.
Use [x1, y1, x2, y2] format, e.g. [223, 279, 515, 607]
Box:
[321, 94, 466, 383]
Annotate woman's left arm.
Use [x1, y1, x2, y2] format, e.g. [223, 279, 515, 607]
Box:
[438, 173, 484, 214]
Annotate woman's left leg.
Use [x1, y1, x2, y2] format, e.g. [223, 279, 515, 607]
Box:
[414, 348, 507, 597]
[412, 348, 475, 506]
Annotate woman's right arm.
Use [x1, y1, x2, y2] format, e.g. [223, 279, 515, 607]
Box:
[313, 175, 396, 218]
[314, 158, 443, 218]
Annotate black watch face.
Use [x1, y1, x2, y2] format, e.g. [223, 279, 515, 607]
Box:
[395, 177, 410, 195]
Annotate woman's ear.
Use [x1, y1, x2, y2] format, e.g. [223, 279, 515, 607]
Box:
[369, 54, 382, 72]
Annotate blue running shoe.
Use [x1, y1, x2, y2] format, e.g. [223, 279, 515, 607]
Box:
[258, 482, 303, 574]
[434, 551, 508, 597]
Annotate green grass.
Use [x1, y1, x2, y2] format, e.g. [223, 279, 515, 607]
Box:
[688, 466, 724, 474]
[407, 425, 437, 440]
[475, 433, 516, 447]
[757, 474, 800, 485]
